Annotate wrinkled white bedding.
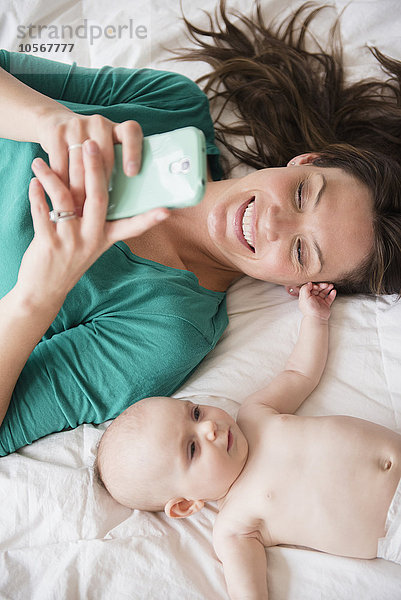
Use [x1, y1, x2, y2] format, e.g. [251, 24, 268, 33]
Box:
[1, 1, 401, 598]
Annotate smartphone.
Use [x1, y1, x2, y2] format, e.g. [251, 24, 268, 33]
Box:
[106, 126, 207, 220]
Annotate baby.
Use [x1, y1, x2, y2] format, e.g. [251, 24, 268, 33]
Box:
[96, 282, 401, 600]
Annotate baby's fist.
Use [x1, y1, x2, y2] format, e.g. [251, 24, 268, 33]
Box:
[298, 282, 336, 320]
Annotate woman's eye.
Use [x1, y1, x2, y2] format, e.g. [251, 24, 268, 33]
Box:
[296, 239, 303, 265]
[190, 441, 196, 459]
[193, 406, 201, 421]
[297, 181, 304, 209]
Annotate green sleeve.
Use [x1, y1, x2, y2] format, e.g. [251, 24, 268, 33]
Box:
[0, 313, 219, 456]
[0, 50, 222, 179]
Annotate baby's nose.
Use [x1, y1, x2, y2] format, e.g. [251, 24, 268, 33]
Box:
[201, 420, 217, 441]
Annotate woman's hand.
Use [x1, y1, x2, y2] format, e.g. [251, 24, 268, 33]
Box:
[298, 282, 337, 321]
[0, 67, 142, 205]
[36, 107, 143, 214]
[16, 139, 168, 312]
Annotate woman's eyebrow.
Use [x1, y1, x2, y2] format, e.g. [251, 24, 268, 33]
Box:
[311, 175, 327, 273]
[313, 240, 324, 273]
[314, 174, 327, 208]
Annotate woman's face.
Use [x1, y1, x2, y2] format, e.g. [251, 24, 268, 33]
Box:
[207, 159, 373, 287]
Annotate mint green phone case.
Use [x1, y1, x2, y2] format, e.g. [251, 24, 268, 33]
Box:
[106, 126, 207, 220]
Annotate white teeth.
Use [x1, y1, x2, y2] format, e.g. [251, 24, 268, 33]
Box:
[242, 201, 255, 249]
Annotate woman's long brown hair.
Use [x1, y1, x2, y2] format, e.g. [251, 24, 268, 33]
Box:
[177, 1, 401, 296]
[179, 1, 401, 172]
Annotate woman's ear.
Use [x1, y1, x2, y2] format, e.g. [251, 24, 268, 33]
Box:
[164, 497, 205, 519]
[285, 285, 300, 297]
[287, 152, 321, 166]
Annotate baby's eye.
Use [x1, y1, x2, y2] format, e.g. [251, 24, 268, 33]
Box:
[190, 441, 196, 460]
[193, 405, 201, 421]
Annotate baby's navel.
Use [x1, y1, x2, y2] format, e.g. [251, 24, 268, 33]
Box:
[265, 490, 273, 501]
[381, 457, 393, 471]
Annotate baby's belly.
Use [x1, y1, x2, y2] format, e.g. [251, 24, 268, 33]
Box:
[260, 416, 401, 558]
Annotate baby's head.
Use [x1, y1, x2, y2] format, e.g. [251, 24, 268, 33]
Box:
[96, 396, 248, 517]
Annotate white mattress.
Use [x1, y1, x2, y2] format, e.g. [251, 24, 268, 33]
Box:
[1, 1, 401, 598]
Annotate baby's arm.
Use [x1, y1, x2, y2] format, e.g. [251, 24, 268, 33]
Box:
[240, 282, 336, 416]
[213, 524, 269, 600]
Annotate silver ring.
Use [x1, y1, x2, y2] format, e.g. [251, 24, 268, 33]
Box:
[49, 209, 77, 223]
[68, 143, 83, 152]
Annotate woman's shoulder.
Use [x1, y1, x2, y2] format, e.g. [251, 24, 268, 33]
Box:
[127, 67, 208, 108]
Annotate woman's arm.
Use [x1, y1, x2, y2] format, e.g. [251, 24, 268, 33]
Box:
[0, 140, 168, 429]
[0, 277, 65, 426]
[0, 58, 144, 207]
[0, 50, 222, 197]
[0, 66, 68, 143]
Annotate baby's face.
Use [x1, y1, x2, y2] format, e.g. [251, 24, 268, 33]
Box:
[145, 397, 248, 503]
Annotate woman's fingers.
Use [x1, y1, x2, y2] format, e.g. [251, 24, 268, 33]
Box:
[31, 157, 79, 245]
[80, 138, 168, 244]
[67, 144, 86, 214]
[113, 120, 143, 176]
[31, 158, 75, 212]
[31, 139, 168, 267]
[65, 116, 112, 213]
[47, 135, 70, 187]
[106, 208, 169, 244]
[81, 140, 109, 231]
[42, 116, 144, 220]
[28, 177, 54, 240]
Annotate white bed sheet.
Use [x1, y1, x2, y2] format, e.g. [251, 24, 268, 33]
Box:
[1, 1, 401, 598]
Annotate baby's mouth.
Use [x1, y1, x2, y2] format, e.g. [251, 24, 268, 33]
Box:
[227, 429, 233, 452]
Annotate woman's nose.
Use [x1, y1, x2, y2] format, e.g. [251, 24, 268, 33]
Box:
[265, 205, 296, 241]
[200, 420, 217, 442]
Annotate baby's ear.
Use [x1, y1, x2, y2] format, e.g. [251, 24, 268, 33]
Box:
[164, 498, 204, 519]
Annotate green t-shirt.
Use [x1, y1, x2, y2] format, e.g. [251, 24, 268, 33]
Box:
[0, 51, 228, 455]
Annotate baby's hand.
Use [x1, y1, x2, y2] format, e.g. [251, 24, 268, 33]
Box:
[298, 282, 336, 321]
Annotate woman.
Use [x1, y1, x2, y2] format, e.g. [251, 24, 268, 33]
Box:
[0, 2, 400, 455]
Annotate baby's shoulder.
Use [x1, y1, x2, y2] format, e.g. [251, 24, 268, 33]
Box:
[238, 400, 278, 421]
[237, 404, 282, 441]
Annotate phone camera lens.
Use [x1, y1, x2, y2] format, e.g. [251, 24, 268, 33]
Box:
[180, 158, 190, 173]
[170, 158, 191, 174]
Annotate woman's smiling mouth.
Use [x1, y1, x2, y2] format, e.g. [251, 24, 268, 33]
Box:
[235, 197, 255, 252]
